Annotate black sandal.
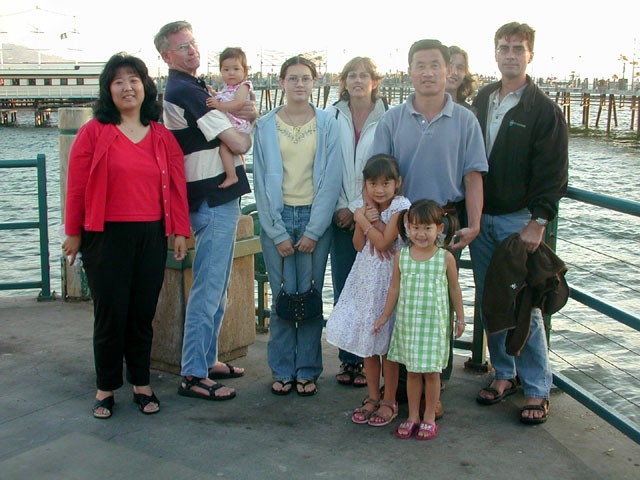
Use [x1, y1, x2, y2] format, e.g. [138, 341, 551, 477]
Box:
[177, 376, 236, 401]
[520, 399, 550, 424]
[352, 363, 367, 388]
[208, 362, 245, 380]
[336, 363, 355, 385]
[92, 396, 115, 419]
[132, 392, 160, 414]
[476, 378, 518, 405]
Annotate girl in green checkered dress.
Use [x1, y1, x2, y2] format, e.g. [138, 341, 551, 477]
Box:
[373, 200, 465, 440]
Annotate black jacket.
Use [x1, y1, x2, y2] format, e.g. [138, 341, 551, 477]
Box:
[473, 76, 569, 221]
[482, 233, 569, 356]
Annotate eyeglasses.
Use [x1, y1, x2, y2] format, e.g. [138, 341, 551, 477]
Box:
[285, 75, 313, 85]
[496, 45, 528, 56]
[346, 72, 371, 80]
[172, 39, 198, 53]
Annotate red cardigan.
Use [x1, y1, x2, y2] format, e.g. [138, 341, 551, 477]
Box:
[65, 119, 190, 237]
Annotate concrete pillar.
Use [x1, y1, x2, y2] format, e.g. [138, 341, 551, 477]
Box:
[58, 107, 92, 300]
[151, 214, 259, 374]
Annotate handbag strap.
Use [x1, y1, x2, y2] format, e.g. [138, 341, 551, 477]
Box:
[280, 253, 315, 290]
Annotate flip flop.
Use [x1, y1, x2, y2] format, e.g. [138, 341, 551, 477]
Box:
[177, 376, 236, 401]
[208, 362, 245, 379]
[476, 378, 518, 405]
[520, 399, 550, 425]
[92, 396, 115, 419]
[271, 380, 294, 396]
[296, 380, 317, 397]
[132, 392, 160, 415]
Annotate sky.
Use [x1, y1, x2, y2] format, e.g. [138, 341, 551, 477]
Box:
[1, 0, 639, 82]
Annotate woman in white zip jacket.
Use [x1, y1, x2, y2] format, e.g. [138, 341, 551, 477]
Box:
[326, 57, 387, 388]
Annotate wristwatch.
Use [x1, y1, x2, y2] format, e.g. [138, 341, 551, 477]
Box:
[533, 217, 549, 227]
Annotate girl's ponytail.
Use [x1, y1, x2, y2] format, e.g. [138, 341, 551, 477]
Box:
[440, 211, 458, 248]
[397, 208, 410, 243]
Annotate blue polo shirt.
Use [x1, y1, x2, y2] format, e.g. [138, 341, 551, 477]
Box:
[163, 69, 251, 210]
[371, 93, 487, 205]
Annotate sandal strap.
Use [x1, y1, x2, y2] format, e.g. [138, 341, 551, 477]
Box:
[134, 392, 159, 408]
[182, 376, 203, 388]
[373, 400, 398, 421]
[182, 376, 223, 394]
[521, 400, 549, 414]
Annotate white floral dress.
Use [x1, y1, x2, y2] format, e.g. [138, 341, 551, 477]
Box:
[326, 196, 411, 357]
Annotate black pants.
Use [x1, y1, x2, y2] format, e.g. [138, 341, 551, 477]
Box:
[82, 221, 167, 391]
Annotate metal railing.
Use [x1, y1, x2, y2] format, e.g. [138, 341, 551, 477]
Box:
[242, 174, 639, 443]
[553, 186, 640, 443]
[0, 154, 53, 300]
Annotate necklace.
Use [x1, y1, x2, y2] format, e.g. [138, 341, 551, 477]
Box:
[281, 106, 312, 131]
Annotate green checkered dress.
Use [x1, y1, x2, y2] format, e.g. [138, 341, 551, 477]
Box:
[387, 247, 450, 373]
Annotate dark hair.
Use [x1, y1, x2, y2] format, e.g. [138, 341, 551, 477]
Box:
[397, 199, 457, 246]
[494, 22, 536, 52]
[219, 47, 249, 76]
[338, 57, 383, 102]
[279, 55, 318, 79]
[93, 52, 160, 125]
[154, 20, 192, 54]
[408, 39, 449, 66]
[448, 45, 477, 103]
[362, 154, 401, 184]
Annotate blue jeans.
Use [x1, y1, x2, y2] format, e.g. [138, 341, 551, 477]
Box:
[330, 222, 362, 366]
[261, 205, 332, 382]
[469, 209, 552, 399]
[181, 199, 240, 378]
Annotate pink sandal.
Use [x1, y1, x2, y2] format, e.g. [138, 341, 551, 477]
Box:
[351, 397, 379, 424]
[394, 420, 419, 439]
[416, 421, 439, 440]
[367, 400, 398, 427]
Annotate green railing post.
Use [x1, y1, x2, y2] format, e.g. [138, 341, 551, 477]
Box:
[36, 153, 53, 301]
[0, 156, 53, 299]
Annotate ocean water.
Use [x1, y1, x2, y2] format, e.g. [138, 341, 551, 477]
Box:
[1, 108, 639, 427]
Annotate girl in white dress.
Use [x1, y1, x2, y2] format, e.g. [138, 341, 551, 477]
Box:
[326, 154, 410, 424]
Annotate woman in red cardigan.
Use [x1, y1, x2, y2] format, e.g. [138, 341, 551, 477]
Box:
[62, 53, 190, 419]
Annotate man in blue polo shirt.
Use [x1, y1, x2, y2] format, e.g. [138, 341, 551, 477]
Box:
[371, 39, 487, 422]
[154, 21, 255, 400]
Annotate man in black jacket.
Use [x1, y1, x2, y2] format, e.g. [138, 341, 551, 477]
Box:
[470, 21, 569, 424]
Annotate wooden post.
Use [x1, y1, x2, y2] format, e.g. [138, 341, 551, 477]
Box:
[59, 107, 93, 300]
[606, 94, 613, 133]
[595, 94, 605, 128]
[581, 92, 590, 129]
